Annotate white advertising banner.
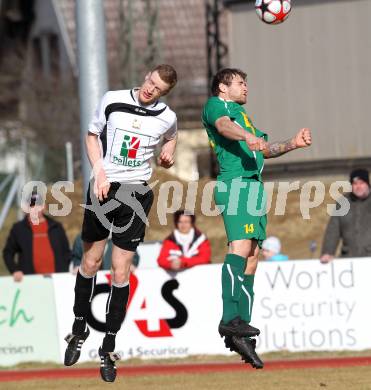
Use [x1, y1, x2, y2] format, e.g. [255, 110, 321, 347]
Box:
[52, 265, 225, 363]
[254, 258, 370, 353]
[51, 258, 371, 363]
[0, 275, 60, 366]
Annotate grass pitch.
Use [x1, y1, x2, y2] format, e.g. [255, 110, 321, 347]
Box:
[3, 366, 371, 390]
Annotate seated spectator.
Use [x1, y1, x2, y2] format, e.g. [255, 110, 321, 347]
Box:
[3, 192, 71, 282]
[157, 210, 211, 271]
[320, 168, 371, 263]
[261, 236, 289, 261]
[71, 233, 140, 272]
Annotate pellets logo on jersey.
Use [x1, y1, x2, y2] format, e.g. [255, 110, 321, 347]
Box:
[121, 135, 140, 159]
[86, 273, 188, 338]
[111, 129, 144, 167]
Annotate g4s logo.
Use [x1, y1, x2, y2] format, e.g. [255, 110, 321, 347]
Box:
[87, 273, 188, 338]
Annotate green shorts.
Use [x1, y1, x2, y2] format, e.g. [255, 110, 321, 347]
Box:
[214, 177, 267, 247]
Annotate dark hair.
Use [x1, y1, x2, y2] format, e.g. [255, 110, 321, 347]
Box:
[350, 168, 370, 186]
[173, 210, 196, 227]
[151, 64, 178, 90]
[211, 68, 247, 96]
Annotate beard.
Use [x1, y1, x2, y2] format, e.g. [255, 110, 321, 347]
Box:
[234, 96, 247, 105]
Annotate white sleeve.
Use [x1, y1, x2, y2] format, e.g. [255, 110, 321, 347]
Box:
[88, 92, 109, 135]
[164, 115, 177, 140]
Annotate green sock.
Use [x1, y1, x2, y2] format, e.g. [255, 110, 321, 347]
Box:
[238, 275, 255, 323]
[221, 254, 246, 324]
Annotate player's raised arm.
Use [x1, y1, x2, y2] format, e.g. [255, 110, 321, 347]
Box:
[262, 127, 312, 159]
[215, 116, 267, 151]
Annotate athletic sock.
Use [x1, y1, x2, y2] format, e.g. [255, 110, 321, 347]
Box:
[221, 254, 246, 324]
[102, 282, 130, 352]
[72, 269, 96, 335]
[238, 274, 255, 323]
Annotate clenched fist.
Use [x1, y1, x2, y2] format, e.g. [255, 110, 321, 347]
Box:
[294, 128, 312, 148]
[158, 151, 174, 169]
[245, 133, 267, 152]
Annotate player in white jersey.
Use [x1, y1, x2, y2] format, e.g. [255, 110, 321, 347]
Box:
[64, 64, 178, 382]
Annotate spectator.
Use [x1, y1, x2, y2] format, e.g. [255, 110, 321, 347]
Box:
[3, 192, 71, 282]
[71, 233, 140, 273]
[321, 168, 371, 263]
[261, 236, 289, 261]
[157, 210, 211, 271]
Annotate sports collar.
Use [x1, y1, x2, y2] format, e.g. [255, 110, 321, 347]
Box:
[105, 102, 167, 121]
[218, 96, 233, 103]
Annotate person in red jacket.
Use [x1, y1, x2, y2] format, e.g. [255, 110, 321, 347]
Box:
[157, 210, 211, 271]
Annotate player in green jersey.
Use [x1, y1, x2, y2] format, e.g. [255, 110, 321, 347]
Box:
[202, 68, 312, 368]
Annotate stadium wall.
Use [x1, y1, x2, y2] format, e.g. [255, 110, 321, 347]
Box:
[1, 258, 371, 366]
[225, 0, 371, 165]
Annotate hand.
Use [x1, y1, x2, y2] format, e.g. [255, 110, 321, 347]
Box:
[320, 254, 334, 264]
[245, 133, 267, 152]
[13, 271, 24, 282]
[158, 151, 174, 169]
[170, 258, 182, 271]
[294, 128, 312, 148]
[94, 170, 110, 202]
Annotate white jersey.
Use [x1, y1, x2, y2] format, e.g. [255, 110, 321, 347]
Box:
[88, 89, 177, 183]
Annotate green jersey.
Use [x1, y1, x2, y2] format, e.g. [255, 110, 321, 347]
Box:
[202, 96, 268, 181]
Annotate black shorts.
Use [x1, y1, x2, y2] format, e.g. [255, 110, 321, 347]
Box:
[81, 182, 154, 251]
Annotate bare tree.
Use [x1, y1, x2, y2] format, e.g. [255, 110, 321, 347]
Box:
[119, 0, 161, 89]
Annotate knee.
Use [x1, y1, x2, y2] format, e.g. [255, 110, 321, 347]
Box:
[81, 255, 101, 276]
[111, 269, 130, 285]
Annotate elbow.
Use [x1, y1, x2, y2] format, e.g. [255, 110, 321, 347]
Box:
[216, 127, 226, 137]
[85, 134, 91, 148]
[84, 135, 90, 150]
[157, 259, 169, 270]
[215, 120, 226, 137]
[85, 132, 98, 147]
[157, 255, 166, 268]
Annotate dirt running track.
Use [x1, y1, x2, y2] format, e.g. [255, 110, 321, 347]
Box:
[1, 357, 371, 383]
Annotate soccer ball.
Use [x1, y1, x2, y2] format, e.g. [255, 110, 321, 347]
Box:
[255, 0, 291, 25]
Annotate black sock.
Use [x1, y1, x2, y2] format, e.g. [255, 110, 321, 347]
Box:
[72, 269, 96, 335]
[102, 282, 130, 352]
